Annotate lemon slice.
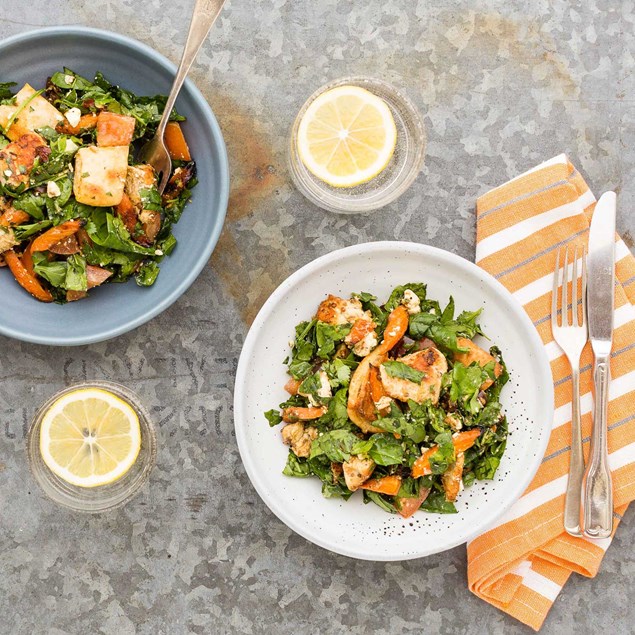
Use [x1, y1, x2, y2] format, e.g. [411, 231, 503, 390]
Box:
[297, 85, 397, 188]
[39, 388, 141, 488]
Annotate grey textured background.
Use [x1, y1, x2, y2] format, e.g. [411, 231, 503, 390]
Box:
[1, 1, 634, 634]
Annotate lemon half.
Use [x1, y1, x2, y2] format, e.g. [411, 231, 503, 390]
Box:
[39, 388, 141, 488]
[297, 85, 397, 188]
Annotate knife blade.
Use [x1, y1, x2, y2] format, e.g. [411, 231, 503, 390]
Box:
[587, 191, 616, 353]
[583, 191, 616, 539]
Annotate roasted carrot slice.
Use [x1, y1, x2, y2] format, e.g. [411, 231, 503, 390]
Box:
[4, 249, 52, 302]
[284, 377, 302, 396]
[115, 192, 137, 234]
[411, 429, 481, 478]
[348, 317, 375, 345]
[369, 366, 386, 403]
[21, 240, 35, 276]
[0, 208, 31, 227]
[442, 452, 465, 503]
[395, 486, 431, 519]
[377, 305, 409, 353]
[164, 121, 191, 161]
[56, 113, 98, 135]
[96, 111, 136, 147]
[31, 220, 82, 252]
[281, 406, 327, 423]
[360, 475, 402, 496]
[453, 428, 481, 453]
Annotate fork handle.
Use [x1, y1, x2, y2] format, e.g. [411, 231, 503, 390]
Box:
[156, 0, 226, 138]
[583, 356, 613, 538]
[564, 364, 585, 536]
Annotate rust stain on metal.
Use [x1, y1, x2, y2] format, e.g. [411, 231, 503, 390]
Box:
[211, 94, 283, 221]
[209, 93, 289, 325]
[185, 493, 208, 514]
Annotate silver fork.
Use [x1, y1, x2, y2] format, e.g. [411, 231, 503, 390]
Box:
[552, 245, 588, 537]
[138, 0, 226, 192]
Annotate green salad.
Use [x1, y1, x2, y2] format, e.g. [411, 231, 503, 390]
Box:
[0, 68, 196, 303]
[265, 284, 509, 517]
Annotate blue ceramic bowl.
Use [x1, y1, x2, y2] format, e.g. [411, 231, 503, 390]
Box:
[0, 27, 229, 345]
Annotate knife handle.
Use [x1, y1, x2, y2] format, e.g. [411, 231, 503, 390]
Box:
[583, 357, 613, 538]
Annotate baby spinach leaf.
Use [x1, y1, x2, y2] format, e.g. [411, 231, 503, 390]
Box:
[420, 490, 458, 514]
[374, 402, 427, 443]
[363, 490, 397, 513]
[264, 409, 282, 427]
[65, 254, 87, 291]
[0, 82, 16, 103]
[12, 220, 52, 241]
[449, 362, 489, 414]
[32, 253, 66, 287]
[366, 433, 404, 466]
[310, 429, 360, 462]
[282, 452, 311, 477]
[315, 321, 351, 359]
[13, 192, 47, 219]
[135, 260, 160, 286]
[428, 431, 455, 474]
[85, 209, 155, 256]
[384, 283, 427, 312]
[382, 360, 426, 384]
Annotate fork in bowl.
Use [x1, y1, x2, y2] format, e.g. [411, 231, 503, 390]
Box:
[552, 245, 588, 537]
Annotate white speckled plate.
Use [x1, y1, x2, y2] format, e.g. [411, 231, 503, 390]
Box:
[234, 242, 553, 561]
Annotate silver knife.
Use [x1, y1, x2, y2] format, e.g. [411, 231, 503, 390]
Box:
[583, 191, 616, 538]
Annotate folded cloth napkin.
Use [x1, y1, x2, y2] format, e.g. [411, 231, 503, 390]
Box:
[467, 154, 635, 631]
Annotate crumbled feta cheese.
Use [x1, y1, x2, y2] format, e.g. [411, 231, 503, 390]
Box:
[317, 370, 332, 400]
[154, 249, 163, 256]
[445, 414, 463, 431]
[64, 74, 75, 86]
[64, 107, 81, 128]
[375, 395, 393, 411]
[353, 331, 378, 357]
[402, 289, 421, 315]
[46, 181, 61, 198]
[65, 139, 79, 153]
[3, 169, 12, 177]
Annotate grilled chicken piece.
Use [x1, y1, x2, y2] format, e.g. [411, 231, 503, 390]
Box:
[454, 338, 503, 390]
[281, 422, 318, 458]
[316, 294, 377, 356]
[0, 227, 18, 255]
[125, 165, 156, 208]
[379, 348, 448, 405]
[138, 209, 161, 244]
[342, 455, 375, 491]
[0, 84, 63, 141]
[0, 133, 49, 188]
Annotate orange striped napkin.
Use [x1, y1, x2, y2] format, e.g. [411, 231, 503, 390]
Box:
[468, 154, 635, 631]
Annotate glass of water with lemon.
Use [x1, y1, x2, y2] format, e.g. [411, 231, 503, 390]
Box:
[27, 381, 156, 512]
[288, 76, 426, 213]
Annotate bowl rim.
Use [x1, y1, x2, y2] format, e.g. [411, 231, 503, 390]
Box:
[0, 26, 229, 346]
[234, 241, 555, 560]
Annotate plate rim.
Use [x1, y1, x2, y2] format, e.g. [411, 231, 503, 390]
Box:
[234, 240, 554, 561]
[0, 25, 229, 346]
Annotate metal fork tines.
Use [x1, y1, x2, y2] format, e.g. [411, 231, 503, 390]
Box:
[551, 244, 588, 537]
